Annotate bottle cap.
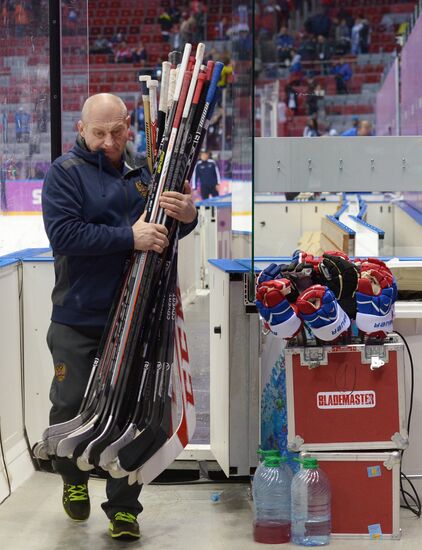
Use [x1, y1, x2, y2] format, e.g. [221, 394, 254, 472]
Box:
[263, 456, 288, 467]
[294, 457, 319, 469]
[257, 448, 281, 458]
[264, 457, 281, 467]
[302, 458, 318, 469]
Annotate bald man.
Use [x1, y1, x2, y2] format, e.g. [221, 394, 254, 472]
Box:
[42, 94, 197, 539]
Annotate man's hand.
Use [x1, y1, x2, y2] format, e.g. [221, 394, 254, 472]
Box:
[132, 212, 169, 253]
[159, 181, 197, 224]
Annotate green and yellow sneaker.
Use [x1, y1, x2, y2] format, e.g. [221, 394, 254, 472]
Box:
[109, 512, 141, 540]
[62, 482, 90, 521]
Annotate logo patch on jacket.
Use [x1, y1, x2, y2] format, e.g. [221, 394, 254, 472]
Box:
[54, 362, 67, 382]
[135, 180, 149, 199]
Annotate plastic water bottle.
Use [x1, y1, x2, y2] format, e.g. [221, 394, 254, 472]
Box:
[252, 449, 282, 496]
[291, 457, 331, 546]
[253, 456, 293, 544]
[254, 449, 281, 477]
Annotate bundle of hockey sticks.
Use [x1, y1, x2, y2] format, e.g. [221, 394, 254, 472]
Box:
[34, 43, 223, 485]
[255, 250, 398, 343]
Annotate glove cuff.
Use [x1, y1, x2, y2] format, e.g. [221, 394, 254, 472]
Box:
[307, 302, 350, 341]
[270, 312, 302, 339]
[356, 308, 394, 334]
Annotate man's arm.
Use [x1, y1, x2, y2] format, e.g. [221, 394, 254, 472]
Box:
[159, 181, 198, 238]
[43, 162, 168, 255]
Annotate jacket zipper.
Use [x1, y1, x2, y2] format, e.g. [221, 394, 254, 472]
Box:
[122, 177, 130, 225]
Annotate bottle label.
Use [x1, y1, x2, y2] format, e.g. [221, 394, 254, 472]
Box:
[368, 523, 383, 539]
[317, 390, 376, 409]
[367, 465, 382, 478]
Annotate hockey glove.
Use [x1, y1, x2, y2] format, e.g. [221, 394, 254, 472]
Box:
[355, 259, 397, 335]
[296, 284, 350, 341]
[255, 279, 302, 338]
[283, 250, 320, 295]
[318, 251, 359, 318]
[257, 263, 284, 285]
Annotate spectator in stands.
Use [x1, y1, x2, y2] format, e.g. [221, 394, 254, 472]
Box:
[380, 14, 394, 33]
[299, 34, 317, 62]
[316, 35, 332, 60]
[303, 117, 320, 137]
[193, 150, 221, 199]
[114, 41, 133, 64]
[232, 24, 252, 62]
[63, 5, 78, 34]
[359, 16, 371, 54]
[337, 7, 354, 31]
[2, 111, 8, 144]
[168, 2, 181, 24]
[14, 2, 30, 38]
[159, 7, 173, 42]
[396, 21, 409, 46]
[1, 1, 10, 27]
[335, 18, 351, 55]
[130, 100, 146, 155]
[315, 35, 332, 73]
[262, 0, 282, 31]
[193, 2, 206, 42]
[170, 23, 183, 50]
[357, 120, 373, 136]
[289, 49, 302, 75]
[305, 9, 331, 38]
[276, 26, 294, 63]
[216, 54, 233, 105]
[215, 17, 229, 41]
[180, 13, 196, 48]
[35, 90, 48, 133]
[111, 31, 124, 46]
[351, 17, 363, 55]
[15, 107, 31, 143]
[91, 36, 113, 55]
[306, 79, 324, 116]
[285, 82, 299, 115]
[132, 42, 147, 66]
[341, 115, 359, 136]
[331, 57, 352, 94]
[279, 0, 291, 28]
[342, 119, 372, 136]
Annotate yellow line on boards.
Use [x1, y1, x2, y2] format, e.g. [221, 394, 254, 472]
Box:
[0, 212, 43, 216]
[232, 211, 252, 216]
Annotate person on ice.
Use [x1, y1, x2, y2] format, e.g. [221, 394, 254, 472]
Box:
[42, 93, 197, 540]
[193, 149, 221, 199]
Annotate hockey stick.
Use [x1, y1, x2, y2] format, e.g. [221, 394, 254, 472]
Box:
[59, 45, 194, 461]
[139, 75, 153, 173]
[131, 283, 195, 485]
[157, 61, 171, 149]
[147, 79, 158, 160]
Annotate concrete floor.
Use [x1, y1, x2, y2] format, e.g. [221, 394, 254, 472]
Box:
[1, 472, 422, 549]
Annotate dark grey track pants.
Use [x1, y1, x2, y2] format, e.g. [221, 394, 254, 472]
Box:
[47, 321, 143, 518]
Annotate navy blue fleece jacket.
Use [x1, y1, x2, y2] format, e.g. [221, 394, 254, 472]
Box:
[42, 138, 197, 327]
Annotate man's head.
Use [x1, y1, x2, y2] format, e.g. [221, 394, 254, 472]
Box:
[200, 150, 210, 161]
[78, 93, 130, 165]
[357, 120, 372, 136]
[352, 115, 360, 128]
